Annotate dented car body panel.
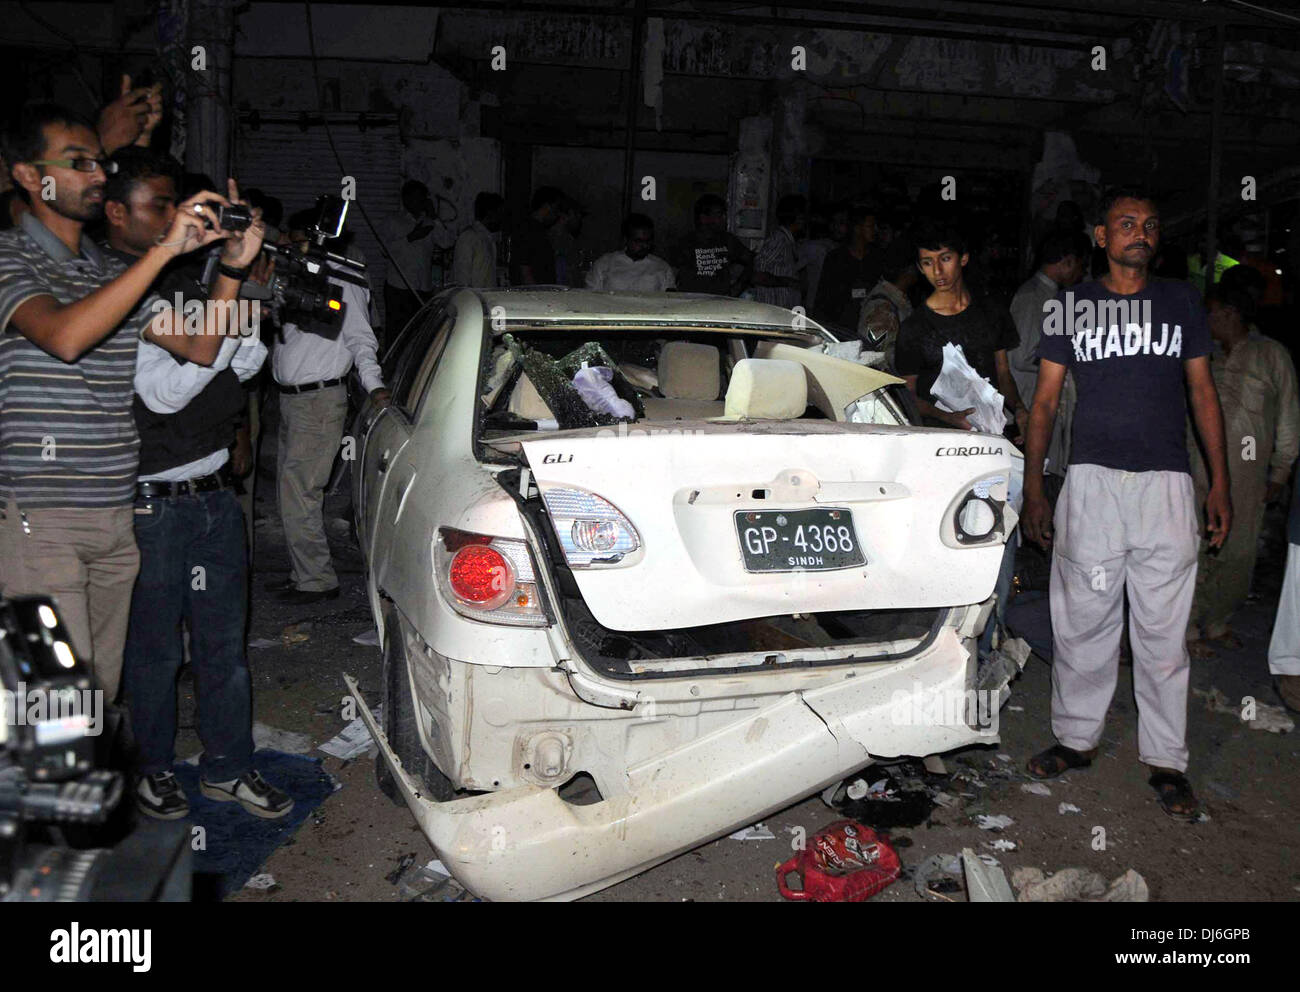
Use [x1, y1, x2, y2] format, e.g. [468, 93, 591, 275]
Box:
[353, 288, 1021, 901]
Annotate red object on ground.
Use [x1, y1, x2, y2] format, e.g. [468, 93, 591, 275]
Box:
[776, 819, 902, 902]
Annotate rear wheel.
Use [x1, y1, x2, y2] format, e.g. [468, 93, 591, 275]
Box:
[375, 606, 455, 804]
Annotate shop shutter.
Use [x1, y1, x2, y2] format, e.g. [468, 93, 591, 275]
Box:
[233, 123, 402, 324]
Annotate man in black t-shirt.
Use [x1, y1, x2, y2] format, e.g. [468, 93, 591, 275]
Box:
[894, 219, 1027, 438]
[672, 194, 752, 296]
[813, 204, 883, 330]
[1021, 188, 1231, 821]
[509, 186, 564, 286]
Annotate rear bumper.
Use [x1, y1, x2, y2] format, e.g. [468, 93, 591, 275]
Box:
[345, 621, 1019, 902]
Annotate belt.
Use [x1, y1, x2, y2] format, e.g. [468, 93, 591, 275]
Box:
[277, 377, 345, 394]
[135, 466, 232, 499]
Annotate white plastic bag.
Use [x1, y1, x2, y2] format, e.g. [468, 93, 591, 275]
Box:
[930, 342, 1006, 435]
[572, 363, 634, 419]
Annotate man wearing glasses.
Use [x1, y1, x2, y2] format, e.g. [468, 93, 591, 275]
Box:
[0, 103, 262, 702]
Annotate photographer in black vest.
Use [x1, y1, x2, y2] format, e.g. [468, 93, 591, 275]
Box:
[102, 148, 292, 821]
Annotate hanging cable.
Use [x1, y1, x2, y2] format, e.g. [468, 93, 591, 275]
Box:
[302, 0, 427, 304]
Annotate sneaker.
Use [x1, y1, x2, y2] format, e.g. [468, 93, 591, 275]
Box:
[200, 769, 294, 819]
[136, 771, 190, 820]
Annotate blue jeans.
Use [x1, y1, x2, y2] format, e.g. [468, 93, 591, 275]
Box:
[122, 487, 252, 782]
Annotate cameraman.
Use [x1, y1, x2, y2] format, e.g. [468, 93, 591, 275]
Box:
[270, 209, 389, 605]
[98, 148, 291, 820]
[0, 104, 261, 701]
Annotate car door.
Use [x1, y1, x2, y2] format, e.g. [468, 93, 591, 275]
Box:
[357, 301, 447, 565]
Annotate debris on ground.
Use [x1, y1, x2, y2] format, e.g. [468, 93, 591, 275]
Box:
[318, 708, 380, 760]
[243, 873, 278, 891]
[922, 755, 948, 775]
[828, 761, 938, 828]
[932, 791, 960, 808]
[728, 822, 775, 840]
[976, 814, 1015, 831]
[1020, 782, 1052, 796]
[352, 628, 380, 647]
[1058, 802, 1082, 815]
[398, 858, 472, 902]
[281, 622, 312, 647]
[1193, 686, 1294, 734]
[776, 820, 901, 902]
[385, 852, 416, 885]
[1012, 866, 1149, 902]
[987, 839, 1018, 852]
[963, 847, 1015, 902]
[913, 853, 964, 901]
[248, 637, 280, 649]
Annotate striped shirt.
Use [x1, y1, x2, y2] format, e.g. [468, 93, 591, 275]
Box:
[0, 213, 142, 508]
[753, 226, 803, 310]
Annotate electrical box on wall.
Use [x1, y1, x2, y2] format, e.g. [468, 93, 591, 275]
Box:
[729, 116, 772, 242]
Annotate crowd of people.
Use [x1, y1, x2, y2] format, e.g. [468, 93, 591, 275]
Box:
[0, 82, 1296, 829]
[0, 95, 392, 820]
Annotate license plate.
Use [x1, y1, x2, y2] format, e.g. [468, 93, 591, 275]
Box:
[734, 507, 865, 573]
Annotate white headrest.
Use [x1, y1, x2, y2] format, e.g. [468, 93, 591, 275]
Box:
[659, 341, 721, 400]
[723, 359, 807, 420]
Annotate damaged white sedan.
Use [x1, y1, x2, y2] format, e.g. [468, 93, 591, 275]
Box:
[348, 288, 1023, 901]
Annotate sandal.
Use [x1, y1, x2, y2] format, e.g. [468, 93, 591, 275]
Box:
[1149, 769, 1200, 821]
[1026, 744, 1095, 780]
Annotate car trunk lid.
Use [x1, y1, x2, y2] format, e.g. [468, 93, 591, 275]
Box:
[519, 422, 1014, 632]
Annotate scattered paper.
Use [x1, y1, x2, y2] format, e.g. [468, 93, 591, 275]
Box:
[976, 814, 1015, 831]
[319, 708, 381, 760]
[244, 873, 277, 891]
[729, 822, 776, 841]
[248, 637, 280, 649]
[352, 628, 380, 647]
[1021, 782, 1052, 796]
[1193, 687, 1294, 734]
[1013, 866, 1148, 903]
[988, 839, 1018, 852]
[1058, 802, 1081, 815]
[930, 342, 1007, 435]
[963, 848, 1015, 902]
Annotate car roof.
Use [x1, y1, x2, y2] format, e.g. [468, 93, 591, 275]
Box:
[469, 287, 829, 335]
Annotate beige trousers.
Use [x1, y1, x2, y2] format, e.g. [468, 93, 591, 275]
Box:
[0, 504, 140, 701]
[277, 386, 348, 591]
[1049, 465, 1199, 772]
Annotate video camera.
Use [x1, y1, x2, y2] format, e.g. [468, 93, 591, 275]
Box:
[0, 596, 190, 902]
[203, 193, 368, 339]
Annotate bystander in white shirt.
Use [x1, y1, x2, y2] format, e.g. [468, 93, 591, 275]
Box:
[272, 273, 385, 393]
[135, 332, 268, 481]
[585, 251, 676, 292]
[452, 220, 498, 287]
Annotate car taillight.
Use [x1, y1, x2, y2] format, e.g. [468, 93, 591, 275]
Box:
[448, 544, 515, 610]
[434, 528, 548, 627]
[540, 487, 641, 567]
